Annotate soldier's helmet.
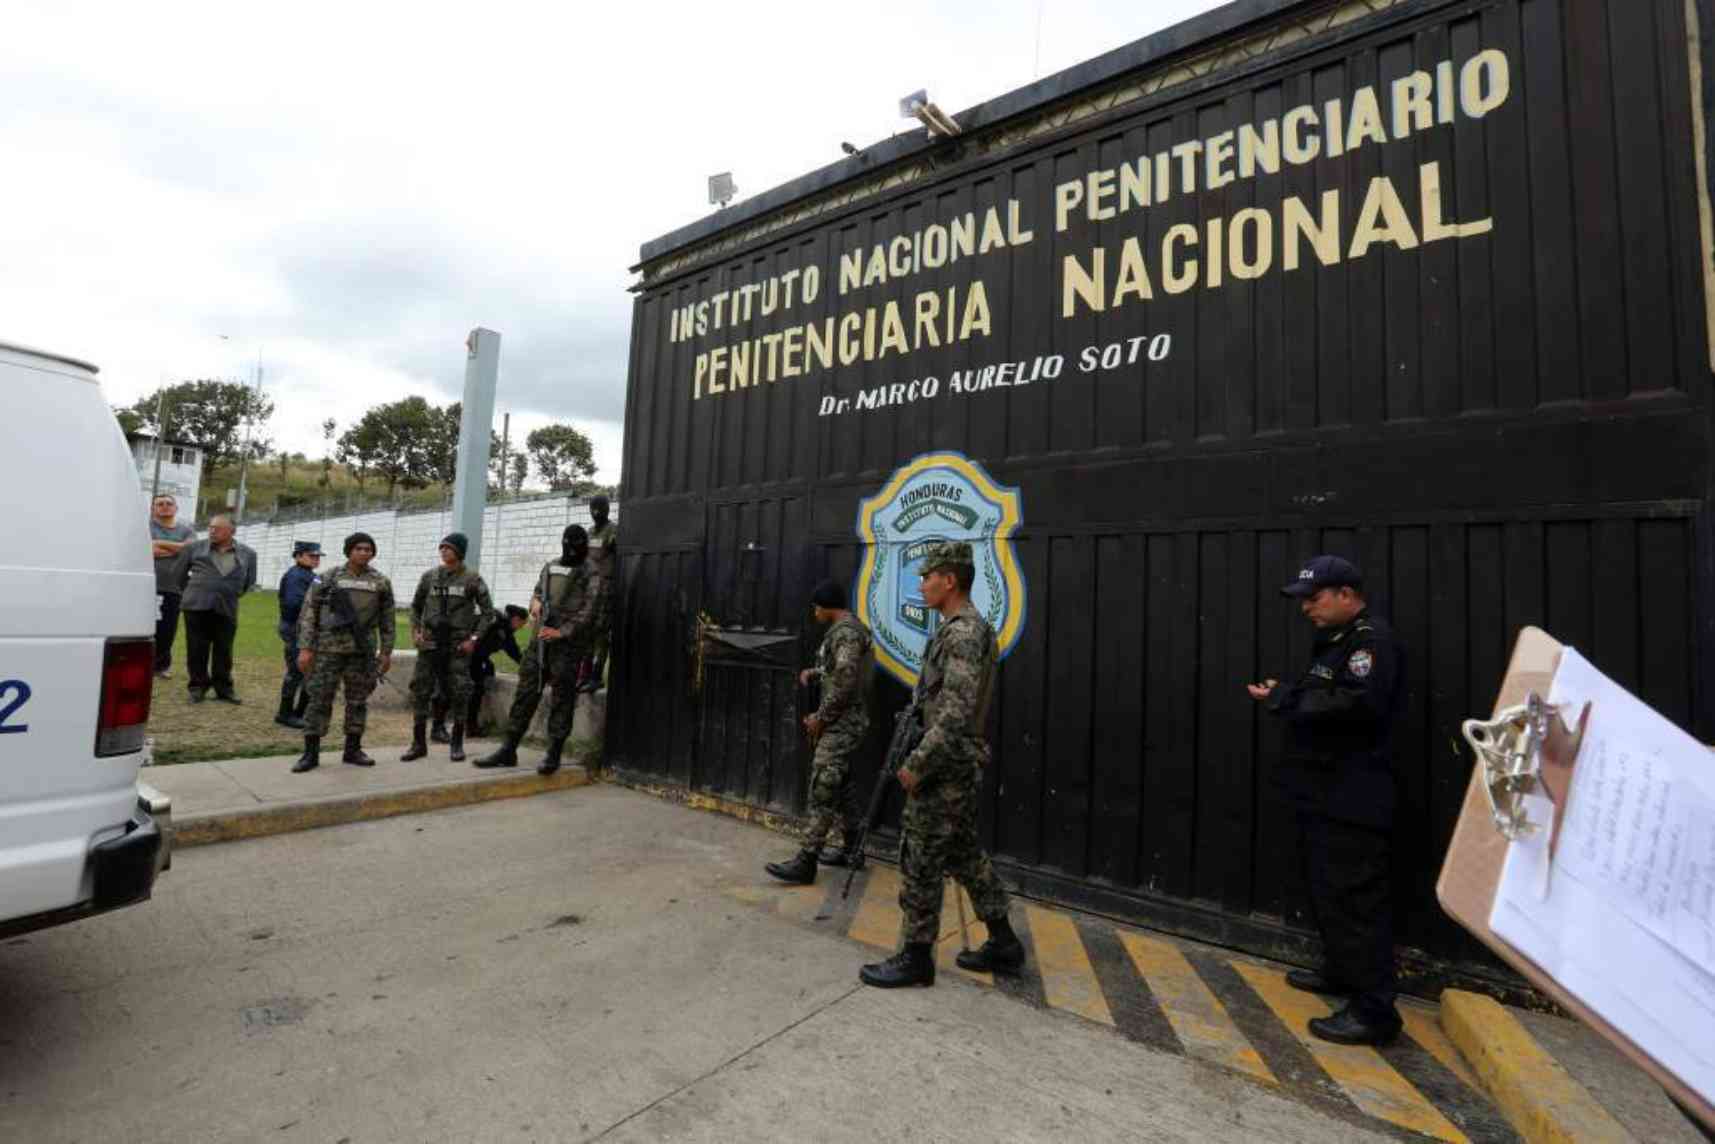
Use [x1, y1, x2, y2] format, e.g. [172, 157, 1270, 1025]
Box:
[918, 540, 975, 575]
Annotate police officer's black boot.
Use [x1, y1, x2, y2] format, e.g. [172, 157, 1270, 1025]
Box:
[474, 736, 520, 769]
[765, 849, 817, 884]
[1286, 968, 1349, 996]
[430, 700, 450, 744]
[449, 722, 466, 763]
[275, 679, 304, 729]
[400, 720, 428, 761]
[1308, 997, 1402, 1046]
[342, 733, 375, 767]
[956, 913, 1027, 974]
[859, 942, 936, 988]
[537, 736, 567, 776]
[291, 736, 320, 773]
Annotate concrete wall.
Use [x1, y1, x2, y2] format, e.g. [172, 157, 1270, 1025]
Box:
[230, 494, 617, 610]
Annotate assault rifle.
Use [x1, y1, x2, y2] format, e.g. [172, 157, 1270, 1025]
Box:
[841, 681, 936, 900]
[432, 582, 453, 686]
[798, 672, 822, 743]
[325, 578, 372, 661]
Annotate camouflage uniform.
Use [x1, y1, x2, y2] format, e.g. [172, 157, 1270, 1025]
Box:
[803, 614, 872, 852]
[407, 564, 494, 720]
[506, 558, 597, 741]
[898, 598, 1010, 944]
[588, 518, 618, 667]
[297, 563, 396, 738]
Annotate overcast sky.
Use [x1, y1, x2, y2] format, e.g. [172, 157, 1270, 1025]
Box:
[1, 0, 1223, 486]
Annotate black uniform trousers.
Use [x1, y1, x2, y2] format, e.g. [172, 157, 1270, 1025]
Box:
[154, 591, 183, 672]
[1294, 810, 1395, 1016]
[183, 609, 238, 694]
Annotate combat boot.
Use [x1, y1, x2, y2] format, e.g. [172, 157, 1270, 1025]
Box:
[342, 734, 375, 767]
[859, 943, 935, 988]
[400, 720, 428, 761]
[537, 736, 567, 776]
[819, 836, 863, 867]
[430, 700, 450, 744]
[1308, 1000, 1402, 1046]
[474, 736, 520, 769]
[765, 849, 817, 885]
[956, 913, 1027, 974]
[449, 722, 466, 763]
[274, 680, 304, 729]
[291, 736, 320, 773]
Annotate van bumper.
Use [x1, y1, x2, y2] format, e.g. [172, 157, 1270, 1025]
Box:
[0, 792, 170, 941]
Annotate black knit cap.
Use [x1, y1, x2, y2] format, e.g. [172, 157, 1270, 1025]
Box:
[504, 604, 529, 621]
[344, 531, 376, 556]
[810, 578, 847, 610]
[440, 532, 468, 559]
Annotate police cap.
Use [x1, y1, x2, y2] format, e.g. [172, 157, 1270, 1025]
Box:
[1281, 554, 1363, 597]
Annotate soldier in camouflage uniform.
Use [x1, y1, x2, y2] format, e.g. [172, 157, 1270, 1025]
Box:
[579, 495, 617, 694]
[860, 540, 1026, 989]
[475, 523, 597, 776]
[400, 532, 494, 764]
[292, 531, 396, 773]
[764, 579, 871, 885]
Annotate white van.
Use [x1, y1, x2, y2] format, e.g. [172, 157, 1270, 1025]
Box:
[0, 339, 169, 939]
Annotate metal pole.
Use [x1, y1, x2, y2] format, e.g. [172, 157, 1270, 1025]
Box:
[148, 392, 167, 500]
[450, 328, 500, 570]
[234, 353, 263, 524]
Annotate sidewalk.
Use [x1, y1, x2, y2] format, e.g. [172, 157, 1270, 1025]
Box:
[144, 740, 591, 847]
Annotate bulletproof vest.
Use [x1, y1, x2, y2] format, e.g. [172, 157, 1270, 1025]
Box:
[920, 606, 996, 738]
[543, 561, 587, 616]
[425, 570, 479, 629]
[334, 572, 383, 628]
[818, 616, 876, 703]
[589, 522, 617, 575]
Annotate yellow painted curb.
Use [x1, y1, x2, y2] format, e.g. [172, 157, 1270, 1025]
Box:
[1440, 990, 1631, 1143]
[173, 769, 592, 848]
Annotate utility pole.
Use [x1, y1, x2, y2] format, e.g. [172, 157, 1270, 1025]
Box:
[450, 329, 500, 569]
[148, 391, 169, 500]
[233, 351, 263, 524]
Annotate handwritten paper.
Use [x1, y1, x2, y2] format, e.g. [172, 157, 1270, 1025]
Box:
[1491, 647, 1715, 1104]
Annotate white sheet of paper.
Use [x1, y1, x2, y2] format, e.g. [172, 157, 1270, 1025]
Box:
[1490, 647, 1715, 1104]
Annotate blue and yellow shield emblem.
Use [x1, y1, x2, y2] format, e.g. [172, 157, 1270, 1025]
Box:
[854, 451, 1026, 686]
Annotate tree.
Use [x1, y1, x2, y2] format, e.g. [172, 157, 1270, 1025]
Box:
[274, 449, 292, 482]
[526, 424, 597, 492]
[508, 452, 528, 493]
[122, 380, 274, 478]
[336, 397, 439, 498]
[424, 403, 503, 486]
[112, 406, 144, 436]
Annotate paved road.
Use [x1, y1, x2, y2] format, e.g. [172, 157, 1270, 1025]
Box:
[0, 787, 1390, 1143]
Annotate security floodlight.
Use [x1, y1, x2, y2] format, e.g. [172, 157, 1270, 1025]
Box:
[898, 89, 962, 139]
[708, 172, 736, 208]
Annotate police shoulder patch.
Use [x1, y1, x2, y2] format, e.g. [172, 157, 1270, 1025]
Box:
[1348, 648, 1375, 678]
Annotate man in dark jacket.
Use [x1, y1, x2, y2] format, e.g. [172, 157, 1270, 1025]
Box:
[1248, 555, 1407, 1046]
[275, 541, 322, 728]
[177, 515, 259, 703]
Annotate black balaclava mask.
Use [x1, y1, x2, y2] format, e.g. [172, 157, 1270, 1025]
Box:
[590, 495, 609, 529]
[562, 524, 589, 565]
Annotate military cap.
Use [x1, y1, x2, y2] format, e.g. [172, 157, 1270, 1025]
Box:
[292, 540, 322, 556]
[918, 540, 975, 575]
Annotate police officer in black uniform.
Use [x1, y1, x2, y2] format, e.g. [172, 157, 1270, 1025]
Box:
[1248, 555, 1406, 1046]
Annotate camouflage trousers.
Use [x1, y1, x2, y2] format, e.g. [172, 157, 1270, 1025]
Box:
[899, 757, 1010, 944]
[410, 648, 472, 720]
[302, 651, 378, 738]
[505, 639, 582, 743]
[802, 720, 865, 852]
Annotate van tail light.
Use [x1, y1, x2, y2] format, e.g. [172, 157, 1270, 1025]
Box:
[97, 638, 154, 757]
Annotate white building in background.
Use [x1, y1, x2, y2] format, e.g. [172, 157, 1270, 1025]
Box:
[126, 432, 203, 517]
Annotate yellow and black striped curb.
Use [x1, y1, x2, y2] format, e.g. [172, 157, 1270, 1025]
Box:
[173, 768, 593, 848]
[729, 865, 1647, 1144]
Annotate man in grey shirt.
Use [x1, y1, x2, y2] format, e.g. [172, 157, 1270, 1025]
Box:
[177, 514, 258, 703]
[149, 494, 196, 678]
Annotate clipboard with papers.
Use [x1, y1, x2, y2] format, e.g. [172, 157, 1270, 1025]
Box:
[1437, 626, 1715, 1130]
